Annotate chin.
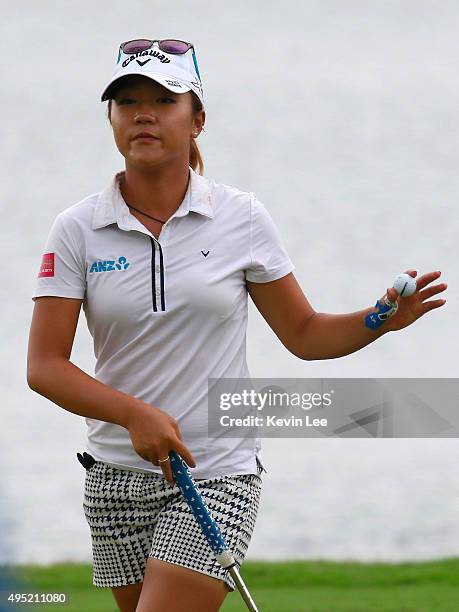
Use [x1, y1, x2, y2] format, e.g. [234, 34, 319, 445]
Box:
[128, 157, 167, 169]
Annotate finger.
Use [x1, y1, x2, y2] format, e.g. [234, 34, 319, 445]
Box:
[174, 441, 197, 468]
[155, 451, 175, 484]
[386, 288, 399, 302]
[422, 298, 446, 312]
[163, 463, 175, 484]
[403, 269, 417, 278]
[173, 423, 184, 442]
[413, 270, 442, 292]
[419, 283, 448, 300]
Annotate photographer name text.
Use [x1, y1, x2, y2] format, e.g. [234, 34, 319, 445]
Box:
[220, 415, 328, 428]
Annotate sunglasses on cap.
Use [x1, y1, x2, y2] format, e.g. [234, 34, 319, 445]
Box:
[118, 38, 193, 56]
[117, 38, 202, 82]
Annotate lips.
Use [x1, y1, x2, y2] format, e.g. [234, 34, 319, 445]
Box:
[133, 132, 159, 140]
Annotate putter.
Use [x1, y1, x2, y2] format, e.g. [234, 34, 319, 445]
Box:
[169, 451, 260, 612]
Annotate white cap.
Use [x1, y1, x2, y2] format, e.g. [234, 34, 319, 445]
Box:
[101, 40, 204, 106]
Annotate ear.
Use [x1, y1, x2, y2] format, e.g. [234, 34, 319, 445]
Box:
[192, 109, 206, 136]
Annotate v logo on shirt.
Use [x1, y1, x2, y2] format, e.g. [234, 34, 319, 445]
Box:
[201, 250, 210, 257]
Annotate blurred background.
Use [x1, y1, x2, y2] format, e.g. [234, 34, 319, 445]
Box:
[2, 0, 458, 568]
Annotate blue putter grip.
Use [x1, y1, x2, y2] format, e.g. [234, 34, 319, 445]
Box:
[169, 451, 234, 564]
[169, 451, 260, 611]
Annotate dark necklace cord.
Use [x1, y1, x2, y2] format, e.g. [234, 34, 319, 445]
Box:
[120, 175, 167, 224]
[126, 202, 166, 224]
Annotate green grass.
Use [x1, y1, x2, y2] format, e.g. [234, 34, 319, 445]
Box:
[2, 558, 459, 611]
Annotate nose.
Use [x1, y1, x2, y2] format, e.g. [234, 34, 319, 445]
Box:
[133, 102, 159, 123]
[134, 111, 158, 123]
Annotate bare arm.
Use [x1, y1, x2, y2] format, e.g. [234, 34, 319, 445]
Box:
[247, 275, 386, 360]
[293, 309, 387, 360]
[27, 297, 146, 427]
[246, 273, 317, 358]
[27, 297, 196, 482]
[247, 270, 446, 361]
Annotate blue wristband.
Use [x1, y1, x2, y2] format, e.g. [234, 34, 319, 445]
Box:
[365, 295, 398, 330]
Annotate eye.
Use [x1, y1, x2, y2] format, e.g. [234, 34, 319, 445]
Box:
[117, 98, 134, 104]
[159, 97, 176, 104]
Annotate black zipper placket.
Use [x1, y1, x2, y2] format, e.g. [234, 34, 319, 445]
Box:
[150, 236, 166, 312]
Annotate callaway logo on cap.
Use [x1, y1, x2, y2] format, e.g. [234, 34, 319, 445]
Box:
[100, 38, 204, 106]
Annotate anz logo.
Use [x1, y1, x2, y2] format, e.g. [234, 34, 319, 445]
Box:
[89, 256, 130, 274]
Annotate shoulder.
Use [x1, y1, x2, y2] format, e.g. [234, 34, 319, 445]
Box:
[41, 191, 101, 254]
[53, 191, 100, 235]
[206, 176, 275, 229]
[206, 175, 258, 217]
[57, 191, 99, 222]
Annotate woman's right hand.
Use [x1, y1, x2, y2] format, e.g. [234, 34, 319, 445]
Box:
[126, 403, 196, 484]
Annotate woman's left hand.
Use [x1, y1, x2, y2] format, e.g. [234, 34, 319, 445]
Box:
[379, 269, 447, 332]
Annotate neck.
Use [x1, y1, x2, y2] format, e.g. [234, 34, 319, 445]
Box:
[120, 161, 190, 219]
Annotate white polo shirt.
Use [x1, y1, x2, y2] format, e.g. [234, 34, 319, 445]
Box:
[32, 166, 295, 478]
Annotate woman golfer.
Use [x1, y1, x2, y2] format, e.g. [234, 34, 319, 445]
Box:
[27, 38, 447, 612]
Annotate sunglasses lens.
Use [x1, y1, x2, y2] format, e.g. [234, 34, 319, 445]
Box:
[122, 39, 152, 54]
[160, 39, 190, 54]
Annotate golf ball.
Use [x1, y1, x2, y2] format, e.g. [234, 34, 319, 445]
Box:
[393, 273, 417, 297]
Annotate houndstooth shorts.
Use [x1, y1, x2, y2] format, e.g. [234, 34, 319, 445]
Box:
[81, 456, 264, 592]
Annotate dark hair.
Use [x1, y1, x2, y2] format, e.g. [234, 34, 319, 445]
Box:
[106, 88, 204, 175]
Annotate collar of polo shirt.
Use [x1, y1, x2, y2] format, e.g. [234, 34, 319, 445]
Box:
[92, 166, 214, 231]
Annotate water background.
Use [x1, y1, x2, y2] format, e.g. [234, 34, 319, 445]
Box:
[1, 0, 458, 564]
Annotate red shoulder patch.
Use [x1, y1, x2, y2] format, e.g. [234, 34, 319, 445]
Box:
[38, 252, 55, 277]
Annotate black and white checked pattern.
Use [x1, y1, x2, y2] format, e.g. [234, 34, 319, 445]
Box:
[82, 461, 262, 592]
